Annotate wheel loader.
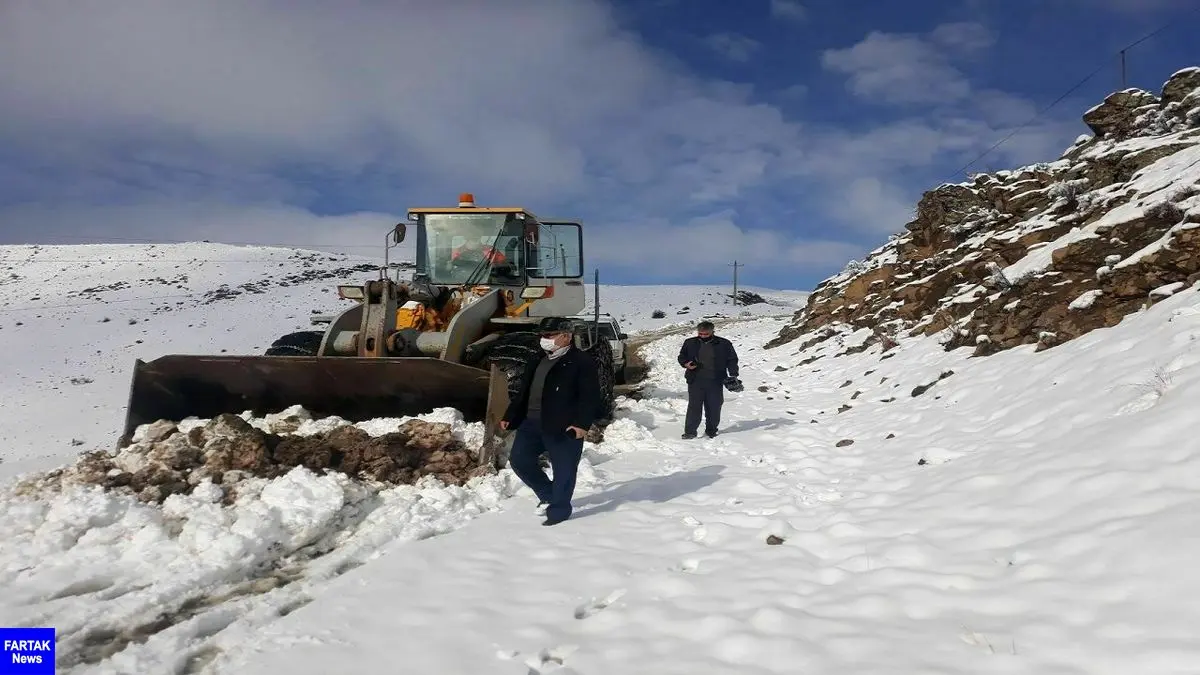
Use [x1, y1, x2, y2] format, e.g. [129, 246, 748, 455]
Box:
[118, 193, 616, 465]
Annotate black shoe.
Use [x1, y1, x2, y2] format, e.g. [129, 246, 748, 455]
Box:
[542, 515, 569, 526]
[681, 432, 697, 439]
[705, 429, 718, 438]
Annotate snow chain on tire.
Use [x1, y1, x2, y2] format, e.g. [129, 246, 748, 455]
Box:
[264, 330, 325, 356]
[479, 332, 544, 402]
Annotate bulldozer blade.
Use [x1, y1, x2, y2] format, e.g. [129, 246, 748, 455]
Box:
[119, 355, 491, 447]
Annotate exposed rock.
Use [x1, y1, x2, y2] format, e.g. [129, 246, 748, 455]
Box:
[769, 67, 1200, 359]
[731, 290, 767, 305]
[140, 420, 178, 444]
[1162, 67, 1200, 105]
[1084, 89, 1159, 138]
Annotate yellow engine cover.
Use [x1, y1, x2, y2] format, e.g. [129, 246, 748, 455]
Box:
[395, 301, 427, 330]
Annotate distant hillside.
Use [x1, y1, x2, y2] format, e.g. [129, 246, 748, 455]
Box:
[770, 66, 1200, 356]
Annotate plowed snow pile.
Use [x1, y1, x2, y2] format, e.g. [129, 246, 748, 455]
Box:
[0, 407, 525, 673]
[17, 407, 495, 506]
[0, 401, 663, 674]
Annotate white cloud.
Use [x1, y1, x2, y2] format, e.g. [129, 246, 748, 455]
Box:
[0, 0, 834, 280]
[0, 3, 1093, 284]
[822, 31, 970, 105]
[808, 19, 1088, 238]
[0, 0, 796, 209]
[826, 178, 918, 235]
[930, 22, 996, 52]
[704, 33, 762, 62]
[770, 0, 807, 22]
[777, 84, 809, 100]
[821, 22, 995, 105]
[587, 211, 865, 276]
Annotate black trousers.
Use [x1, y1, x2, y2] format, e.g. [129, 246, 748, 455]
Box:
[508, 419, 584, 521]
[684, 377, 724, 434]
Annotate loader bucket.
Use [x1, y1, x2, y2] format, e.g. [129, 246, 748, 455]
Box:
[119, 355, 491, 447]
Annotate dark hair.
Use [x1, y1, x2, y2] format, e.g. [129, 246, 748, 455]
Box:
[697, 321, 714, 330]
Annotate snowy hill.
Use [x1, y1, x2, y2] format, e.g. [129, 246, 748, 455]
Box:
[0, 242, 804, 480]
[771, 66, 1200, 355]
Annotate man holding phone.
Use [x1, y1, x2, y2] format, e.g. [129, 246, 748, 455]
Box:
[677, 320, 739, 439]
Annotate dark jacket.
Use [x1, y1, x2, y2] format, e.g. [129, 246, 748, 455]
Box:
[503, 346, 601, 434]
[677, 335, 739, 383]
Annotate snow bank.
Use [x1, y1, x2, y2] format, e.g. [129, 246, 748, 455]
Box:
[0, 407, 522, 673]
[0, 386, 674, 675]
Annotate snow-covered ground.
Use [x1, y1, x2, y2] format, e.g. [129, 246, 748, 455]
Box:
[218, 287, 1199, 675]
[0, 243, 806, 481]
[579, 284, 808, 334]
[4, 241, 1198, 674]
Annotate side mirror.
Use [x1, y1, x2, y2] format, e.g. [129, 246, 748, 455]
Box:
[618, 332, 628, 340]
[392, 222, 406, 243]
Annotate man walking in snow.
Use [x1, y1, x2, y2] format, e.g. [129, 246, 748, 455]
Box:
[500, 317, 602, 526]
[677, 320, 739, 439]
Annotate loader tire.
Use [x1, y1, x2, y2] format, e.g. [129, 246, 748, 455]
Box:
[582, 335, 616, 422]
[264, 330, 324, 356]
[479, 332, 543, 402]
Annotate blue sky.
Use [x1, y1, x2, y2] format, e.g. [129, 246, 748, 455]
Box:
[0, 0, 1196, 290]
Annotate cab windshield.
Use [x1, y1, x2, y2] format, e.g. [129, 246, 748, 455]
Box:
[422, 213, 524, 285]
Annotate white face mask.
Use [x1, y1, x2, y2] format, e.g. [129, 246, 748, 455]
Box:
[540, 337, 559, 352]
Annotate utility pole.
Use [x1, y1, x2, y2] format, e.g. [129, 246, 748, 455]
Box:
[729, 260, 743, 305]
[1120, 49, 1127, 88]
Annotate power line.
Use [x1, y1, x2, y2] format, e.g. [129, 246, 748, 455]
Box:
[952, 63, 1109, 177]
[951, 5, 1200, 179]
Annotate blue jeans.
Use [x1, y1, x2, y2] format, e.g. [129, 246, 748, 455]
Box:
[508, 420, 584, 521]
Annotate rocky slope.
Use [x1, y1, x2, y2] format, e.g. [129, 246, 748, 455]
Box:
[770, 66, 1200, 356]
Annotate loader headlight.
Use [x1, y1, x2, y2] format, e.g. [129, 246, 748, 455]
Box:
[338, 285, 365, 300]
[520, 287, 548, 299]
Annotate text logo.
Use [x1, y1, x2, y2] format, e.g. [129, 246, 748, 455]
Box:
[0, 628, 54, 674]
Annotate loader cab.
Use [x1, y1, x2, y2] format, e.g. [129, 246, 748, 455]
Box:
[411, 212, 526, 287]
[404, 194, 587, 316]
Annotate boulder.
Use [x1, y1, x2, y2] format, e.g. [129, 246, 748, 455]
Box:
[1083, 89, 1158, 138]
